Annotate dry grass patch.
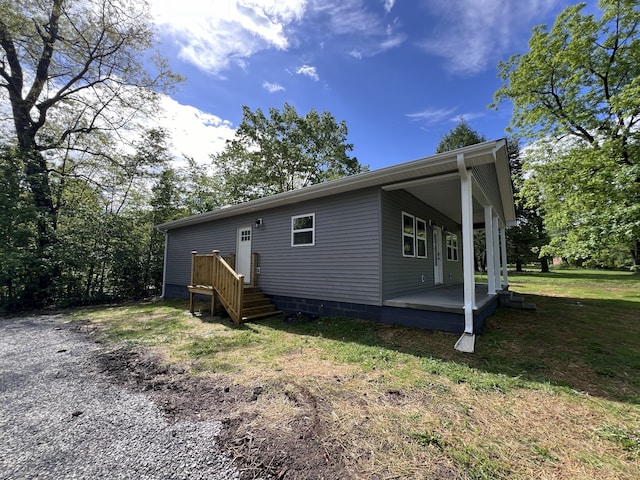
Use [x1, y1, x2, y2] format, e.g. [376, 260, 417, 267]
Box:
[75, 270, 640, 479]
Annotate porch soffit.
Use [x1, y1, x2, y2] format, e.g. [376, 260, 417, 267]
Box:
[387, 175, 487, 226]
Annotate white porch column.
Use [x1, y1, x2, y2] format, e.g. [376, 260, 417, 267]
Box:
[458, 155, 475, 332]
[492, 214, 501, 293]
[484, 206, 496, 295]
[500, 226, 509, 290]
[455, 154, 476, 353]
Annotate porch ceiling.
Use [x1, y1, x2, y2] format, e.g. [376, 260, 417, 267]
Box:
[399, 178, 486, 226]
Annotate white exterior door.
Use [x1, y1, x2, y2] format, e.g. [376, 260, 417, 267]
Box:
[433, 226, 444, 285]
[236, 226, 252, 284]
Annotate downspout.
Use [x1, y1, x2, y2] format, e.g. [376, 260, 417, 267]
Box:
[155, 226, 169, 299]
[500, 226, 509, 290]
[492, 214, 501, 293]
[454, 153, 476, 353]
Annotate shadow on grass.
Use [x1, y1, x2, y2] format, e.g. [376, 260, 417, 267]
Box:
[250, 293, 640, 405]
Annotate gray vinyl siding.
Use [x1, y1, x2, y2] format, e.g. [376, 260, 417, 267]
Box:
[165, 187, 382, 305]
[472, 164, 505, 220]
[256, 187, 381, 304]
[163, 218, 243, 287]
[380, 190, 463, 299]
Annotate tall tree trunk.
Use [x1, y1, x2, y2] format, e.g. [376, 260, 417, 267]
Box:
[17, 141, 59, 306]
[540, 256, 550, 273]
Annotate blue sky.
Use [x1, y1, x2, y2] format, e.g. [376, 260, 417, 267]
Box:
[148, 0, 577, 171]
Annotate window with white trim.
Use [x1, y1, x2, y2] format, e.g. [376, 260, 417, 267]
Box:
[402, 212, 415, 257]
[292, 213, 315, 246]
[446, 233, 458, 261]
[416, 218, 427, 258]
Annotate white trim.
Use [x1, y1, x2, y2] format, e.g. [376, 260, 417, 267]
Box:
[500, 227, 509, 290]
[446, 233, 459, 262]
[161, 231, 168, 298]
[492, 214, 501, 292]
[433, 226, 444, 284]
[237, 226, 253, 284]
[416, 217, 427, 258]
[458, 153, 476, 336]
[402, 211, 416, 257]
[157, 139, 515, 232]
[291, 213, 315, 247]
[381, 171, 460, 191]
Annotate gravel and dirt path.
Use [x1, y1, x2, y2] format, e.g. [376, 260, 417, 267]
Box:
[1, 314, 345, 480]
[0, 315, 239, 480]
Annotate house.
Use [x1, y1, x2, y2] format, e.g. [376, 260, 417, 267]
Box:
[156, 139, 516, 352]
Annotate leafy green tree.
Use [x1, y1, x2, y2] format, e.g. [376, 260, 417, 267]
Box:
[435, 118, 486, 154]
[0, 146, 37, 310]
[0, 0, 181, 304]
[181, 157, 228, 214]
[506, 140, 550, 272]
[493, 0, 640, 270]
[214, 103, 366, 203]
[435, 119, 489, 271]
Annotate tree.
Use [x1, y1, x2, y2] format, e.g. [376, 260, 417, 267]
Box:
[435, 119, 489, 271]
[213, 103, 366, 203]
[0, 146, 37, 310]
[492, 0, 640, 270]
[505, 140, 550, 272]
[181, 157, 228, 214]
[435, 118, 486, 154]
[0, 0, 181, 304]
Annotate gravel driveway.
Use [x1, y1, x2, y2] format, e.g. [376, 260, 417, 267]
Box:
[0, 315, 238, 480]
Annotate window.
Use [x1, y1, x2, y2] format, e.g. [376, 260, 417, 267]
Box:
[446, 233, 458, 261]
[402, 212, 415, 257]
[416, 218, 427, 258]
[292, 213, 315, 246]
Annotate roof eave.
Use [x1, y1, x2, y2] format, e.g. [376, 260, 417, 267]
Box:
[156, 139, 513, 231]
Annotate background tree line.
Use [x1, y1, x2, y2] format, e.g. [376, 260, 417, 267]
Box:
[1, 0, 638, 311]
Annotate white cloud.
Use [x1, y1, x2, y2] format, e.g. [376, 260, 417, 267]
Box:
[406, 107, 458, 125]
[149, 0, 406, 74]
[263, 81, 286, 93]
[153, 96, 236, 168]
[150, 0, 307, 74]
[383, 0, 396, 14]
[451, 112, 485, 123]
[296, 65, 319, 81]
[311, 0, 405, 57]
[418, 0, 559, 75]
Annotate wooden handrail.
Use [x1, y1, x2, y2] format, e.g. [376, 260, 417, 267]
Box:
[212, 250, 244, 324]
[189, 250, 246, 324]
[191, 252, 216, 287]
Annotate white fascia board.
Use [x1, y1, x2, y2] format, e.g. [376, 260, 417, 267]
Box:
[156, 139, 509, 231]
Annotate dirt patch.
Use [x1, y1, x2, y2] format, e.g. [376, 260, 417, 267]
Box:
[90, 335, 346, 479]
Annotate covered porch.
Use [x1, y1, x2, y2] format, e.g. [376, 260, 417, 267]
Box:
[380, 284, 500, 334]
[381, 140, 516, 352]
[383, 283, 495, 313]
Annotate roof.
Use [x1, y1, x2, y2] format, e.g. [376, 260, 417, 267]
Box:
[156, 139, 516, 231]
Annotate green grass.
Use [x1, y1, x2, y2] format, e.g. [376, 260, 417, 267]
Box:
[75, 268, 640, 479]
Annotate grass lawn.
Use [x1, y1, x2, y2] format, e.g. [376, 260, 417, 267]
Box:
[77, 269, 640, 479]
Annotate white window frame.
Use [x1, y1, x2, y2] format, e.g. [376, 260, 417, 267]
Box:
[416, 218, 427, 258]
[402, 212, 415, 257]
[446, 233, 459, 261]
[291, 213, 315, 247]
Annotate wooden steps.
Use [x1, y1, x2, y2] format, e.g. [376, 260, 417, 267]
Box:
[241, 286, 281, 321]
